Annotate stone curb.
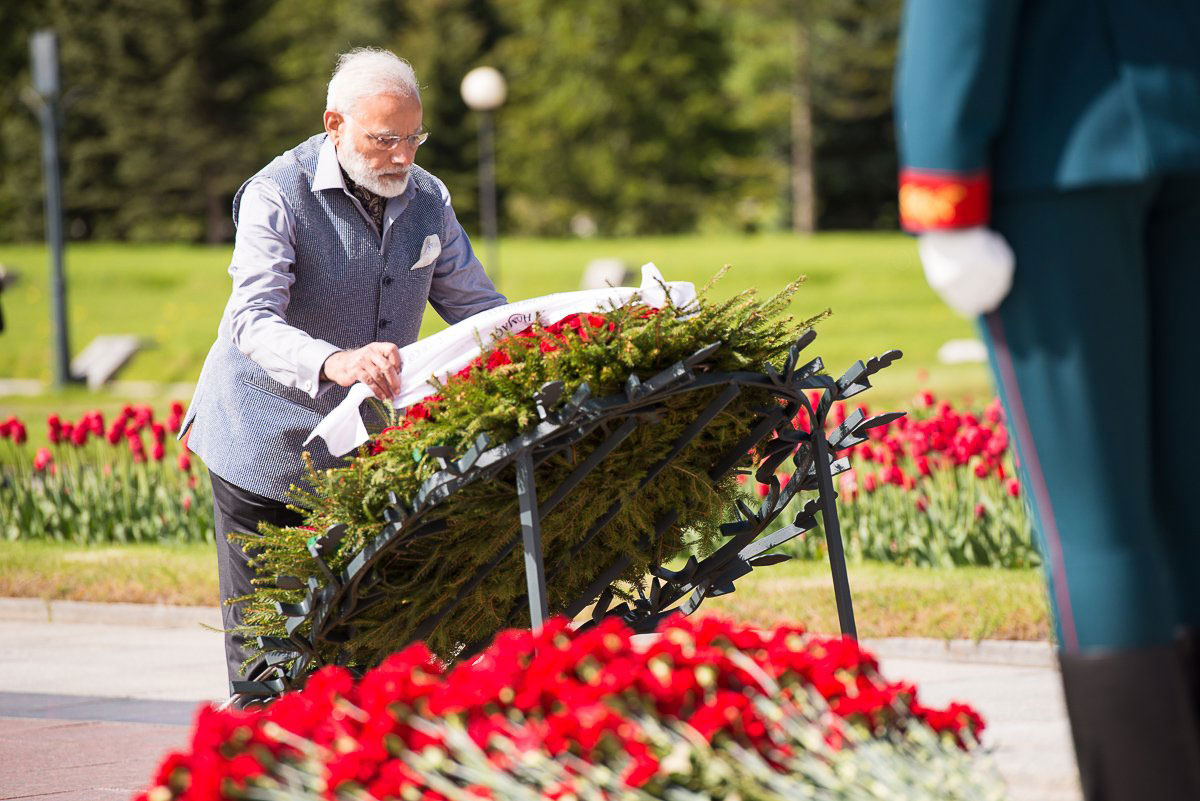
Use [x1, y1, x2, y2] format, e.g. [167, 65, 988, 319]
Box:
[0, 597, 222, 630]
[0, 598, 1057, 668]
[862, 637, 1058, 669]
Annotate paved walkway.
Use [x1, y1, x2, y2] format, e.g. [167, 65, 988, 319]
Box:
[0, 600, 1081, 800]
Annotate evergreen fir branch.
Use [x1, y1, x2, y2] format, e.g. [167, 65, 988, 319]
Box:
[233, 268, 822, 665]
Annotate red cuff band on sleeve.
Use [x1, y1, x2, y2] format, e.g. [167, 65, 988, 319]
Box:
[898, 169, 990, 232]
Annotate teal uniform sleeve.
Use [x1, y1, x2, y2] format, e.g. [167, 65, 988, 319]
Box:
[894, 0, 1023, 230]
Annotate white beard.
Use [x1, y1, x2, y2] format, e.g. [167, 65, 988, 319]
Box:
[336, 141, 410, 198]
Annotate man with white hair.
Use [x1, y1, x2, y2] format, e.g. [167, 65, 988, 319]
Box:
[179, 49, 506, 695]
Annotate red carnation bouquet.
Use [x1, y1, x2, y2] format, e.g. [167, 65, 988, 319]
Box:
[137, 616, 1001, 801]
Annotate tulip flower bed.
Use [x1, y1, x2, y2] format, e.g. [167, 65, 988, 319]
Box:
[0, 402, 212, 543]
[137, 616, 1003, 801]
[753, 392, 1036, 569]
[0, 389, 1035, 571]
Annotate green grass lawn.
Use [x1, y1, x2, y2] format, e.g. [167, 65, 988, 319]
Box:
[0, 539, 219, 606]
[0, 234, 992, 449]
[0, 539, 1049, 641]
[0, 236, 1041, 642]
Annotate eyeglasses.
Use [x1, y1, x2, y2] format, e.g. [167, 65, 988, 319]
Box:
[343, 114, 429, 151]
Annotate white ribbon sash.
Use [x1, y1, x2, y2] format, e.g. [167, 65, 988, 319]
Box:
[305, 263, 696, 456]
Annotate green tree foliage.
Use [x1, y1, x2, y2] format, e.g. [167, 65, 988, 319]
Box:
[383, 0, 500, 229]
[702, 0, 796, 233]
[715, 0, 903, 231]
[0, 2, 51, 241]
[491, 0, 754, 236]
[1, 0, 277, 242]
[251, 0, 402, 158]
[0, 0, 904, 242]
[810, 0, 903, 230]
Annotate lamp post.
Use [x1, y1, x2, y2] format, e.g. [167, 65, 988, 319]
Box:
[30, 30, 72, 388]
[460, 66, 507, 284]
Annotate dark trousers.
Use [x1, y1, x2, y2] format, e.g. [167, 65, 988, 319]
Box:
[982, 174, 1200, 652]
[209, 469, 304, 693]
[980, 174, 1200, 799]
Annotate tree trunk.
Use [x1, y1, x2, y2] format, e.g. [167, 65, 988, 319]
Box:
[791, 3, 816, 234]
[205, 177, 232, 244]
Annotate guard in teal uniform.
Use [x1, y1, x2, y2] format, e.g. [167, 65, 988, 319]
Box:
[894, 2, 1200, 798]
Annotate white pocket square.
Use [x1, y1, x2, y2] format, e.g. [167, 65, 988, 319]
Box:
[411, 234, 442, 270]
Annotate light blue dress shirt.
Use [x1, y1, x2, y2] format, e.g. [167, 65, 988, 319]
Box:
[225, 135, 504, 399]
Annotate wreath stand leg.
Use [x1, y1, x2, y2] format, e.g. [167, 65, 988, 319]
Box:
[813, 413, 857, 639]
[516, 449, 549, 630]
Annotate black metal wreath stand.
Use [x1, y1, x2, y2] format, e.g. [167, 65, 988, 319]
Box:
[232, 330, 902, 703]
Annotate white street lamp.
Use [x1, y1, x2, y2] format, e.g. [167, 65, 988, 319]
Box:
[460, 66, 507, 110]
[460, 67, 507, 283]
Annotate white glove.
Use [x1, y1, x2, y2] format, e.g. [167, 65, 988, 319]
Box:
[917, 227, 1015, 317]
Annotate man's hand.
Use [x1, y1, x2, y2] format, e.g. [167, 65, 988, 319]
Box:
[918, 227, 1015, 317]
[322, 343, 403, 401]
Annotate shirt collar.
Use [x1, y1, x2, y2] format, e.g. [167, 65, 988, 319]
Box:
[311, 135, 345, 193]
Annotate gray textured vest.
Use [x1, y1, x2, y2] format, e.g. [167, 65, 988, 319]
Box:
[181, 133, 443, 502]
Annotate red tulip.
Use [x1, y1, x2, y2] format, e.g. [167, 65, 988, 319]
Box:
[182, 495, 193, 512]
[178, 451, 192, 472]
[47, 415, 62, 444]
[916, 389, 935, 408]
[33, 447, 53, 472]
[167, 403, 185, 433]
[128, 433, 147, 463]
[986, 425, 1008, 457]
[1005, 478, 1021, 498]
[135, 404, 155, 426]
[984, 397, 1005, 424]
[974, 503, 987, 519]
[838, 470, 858, 502]
[914, 495, 929, 513]
[152, 442, 165, 462]
[12, 422, 26, 445]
